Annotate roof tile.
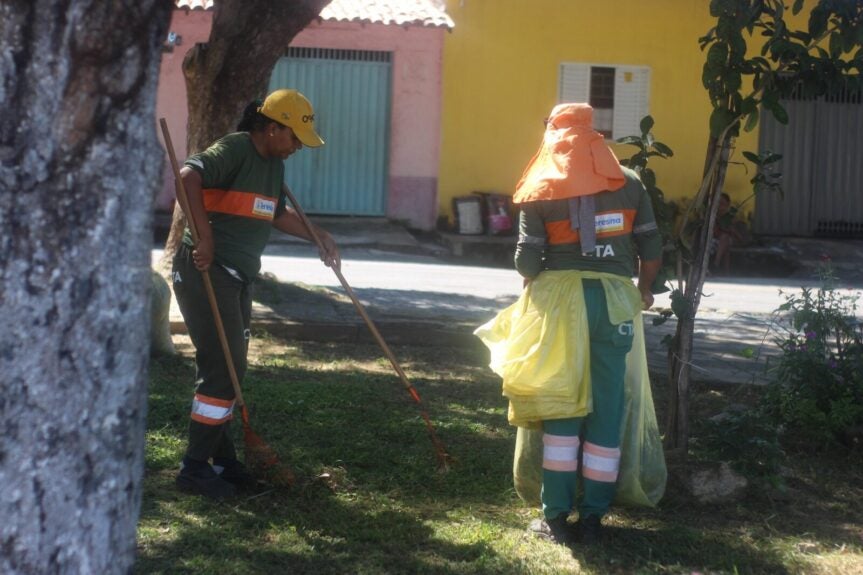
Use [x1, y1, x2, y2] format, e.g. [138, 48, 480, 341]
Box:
[174, 0, 454, 29]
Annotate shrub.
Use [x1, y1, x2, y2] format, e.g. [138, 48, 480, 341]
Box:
[697, 407, 786, 487]
[764, 260, 863, 447]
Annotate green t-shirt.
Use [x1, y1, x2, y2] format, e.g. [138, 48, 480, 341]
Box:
[183, 133, 286, 281]
[515, 167, 662, 278]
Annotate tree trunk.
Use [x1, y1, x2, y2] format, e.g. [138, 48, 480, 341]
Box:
[665, 135, 732, 452]
[0, 2, 171, 573]
[160, 0, 332, 267]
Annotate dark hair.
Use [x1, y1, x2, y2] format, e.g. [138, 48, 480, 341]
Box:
[236, 99, 272, 132]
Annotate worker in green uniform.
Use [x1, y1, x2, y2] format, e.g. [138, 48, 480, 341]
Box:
[172, 89, 340, 499]
[476, 103, 661, 545]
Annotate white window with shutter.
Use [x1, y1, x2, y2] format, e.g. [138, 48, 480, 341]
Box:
[559, 62, 651, 139]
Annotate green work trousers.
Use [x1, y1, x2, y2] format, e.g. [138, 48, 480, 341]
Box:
[541, 279, 634, 520]
[172, 244, 251, 463]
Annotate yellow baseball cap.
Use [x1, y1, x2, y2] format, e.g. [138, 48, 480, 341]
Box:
[258, 89, 325, 148]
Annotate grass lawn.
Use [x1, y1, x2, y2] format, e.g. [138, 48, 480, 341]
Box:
[138, 332, 863, 574]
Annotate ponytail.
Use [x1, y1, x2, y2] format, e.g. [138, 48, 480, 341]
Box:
[236, 99, 269, 132]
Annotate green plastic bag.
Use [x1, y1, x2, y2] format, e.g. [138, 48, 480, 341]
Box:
[512, 314, 666, 508]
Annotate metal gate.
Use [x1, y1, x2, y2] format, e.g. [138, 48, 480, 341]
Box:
[755, 85, 863, 237]
[269, 48, 392, 215]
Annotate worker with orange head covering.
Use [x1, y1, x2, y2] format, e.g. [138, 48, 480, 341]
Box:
[476, 103, 662, 546]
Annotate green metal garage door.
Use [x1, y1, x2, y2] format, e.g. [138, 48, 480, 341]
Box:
[269, 48, 392, 215]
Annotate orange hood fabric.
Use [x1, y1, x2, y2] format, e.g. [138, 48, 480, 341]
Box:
[512, 103, 625, 205]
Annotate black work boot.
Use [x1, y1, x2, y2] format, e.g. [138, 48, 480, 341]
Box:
[577, 514, 603, 545]
[529, 513, 577, 547]
[547, 513, 578, 546]
[213, 458, 258, 491]
[176, 458, 236, 500]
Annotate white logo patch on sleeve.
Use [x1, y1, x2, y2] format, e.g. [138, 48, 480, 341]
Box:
[595, 212, 625, 233]
[252, 197, 276, 219]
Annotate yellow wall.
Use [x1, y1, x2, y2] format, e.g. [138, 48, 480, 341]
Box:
[438, 0, 767, 221]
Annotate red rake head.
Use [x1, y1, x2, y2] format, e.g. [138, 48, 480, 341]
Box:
[240, 406, 295, 488]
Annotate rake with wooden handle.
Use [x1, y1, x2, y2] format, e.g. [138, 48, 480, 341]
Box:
[282, 185, 451, 471]
[160, 119, 294, 487]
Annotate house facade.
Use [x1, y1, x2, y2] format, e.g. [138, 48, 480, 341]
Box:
[158, 1, 863, 237]
[437, 0, 863, 237]
[157, 0, 453, 231]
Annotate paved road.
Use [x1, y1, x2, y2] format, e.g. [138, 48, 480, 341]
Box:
[154, 244, 863, 386]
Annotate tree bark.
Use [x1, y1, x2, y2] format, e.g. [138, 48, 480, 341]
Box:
[161, 0, 332, 267]
[665, 135, 732, 452]
[0, 1, 171, 573]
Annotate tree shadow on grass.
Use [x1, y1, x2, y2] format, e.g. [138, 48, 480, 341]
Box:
[146, 340, 863, 574]
[137, 472, 515, 575]
[573, 522, 793, 574]
[143, 352, 532, 574]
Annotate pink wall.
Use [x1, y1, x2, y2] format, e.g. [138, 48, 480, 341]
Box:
[155, 12, 446, 230]
[155, 10, 212, 211]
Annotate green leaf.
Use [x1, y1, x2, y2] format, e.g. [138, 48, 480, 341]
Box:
[788, 30, 811, 43]
[709, 0, 733, 18]
[830, 32, 843, 58]
[809, 8, 829, 39]
[842, 25, 858, 53]
[640, 115, 655, 136]
[743, 150, 761, 164]
[751, 56, 770, 70]
[710, 107, 736, 137]
[615, 135, 643, 147]
[703, 65, 716, 90]
[740, 96, 758, 115]
[739, 347, 756, 359]
[763, 152, 783, 165]
[767, 100, 789, 124]
[792, 0, 804, 15]
[653, 141, 674, 157]
[641, 168, 657, 189]
[744, 110, 760, 132]
[729, 33, 747, 61]
[707, 42, 729, 68]
[725, 71, 742, 93]
[699, 27, 717, 49]
[670, 290, 692, 320]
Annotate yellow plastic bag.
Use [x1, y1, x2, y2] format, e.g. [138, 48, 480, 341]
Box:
[511, 315, 666, 507]
[474, 271, 643, 427]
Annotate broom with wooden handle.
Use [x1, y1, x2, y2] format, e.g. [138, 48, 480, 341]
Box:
[282, 185, 451, 471]
[159, 118, 294, 487]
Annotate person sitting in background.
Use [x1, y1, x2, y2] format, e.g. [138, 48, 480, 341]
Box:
[712, 193, 744, 275]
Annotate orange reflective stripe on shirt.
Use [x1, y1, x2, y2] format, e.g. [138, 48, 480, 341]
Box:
[202, 188, 277, 221]
[545, 209, 637, 245]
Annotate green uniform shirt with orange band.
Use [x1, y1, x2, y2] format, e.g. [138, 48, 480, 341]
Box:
[514, 167, 662, 279]
[183, 132, 287, 283]
[174, 131, 286, 467]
